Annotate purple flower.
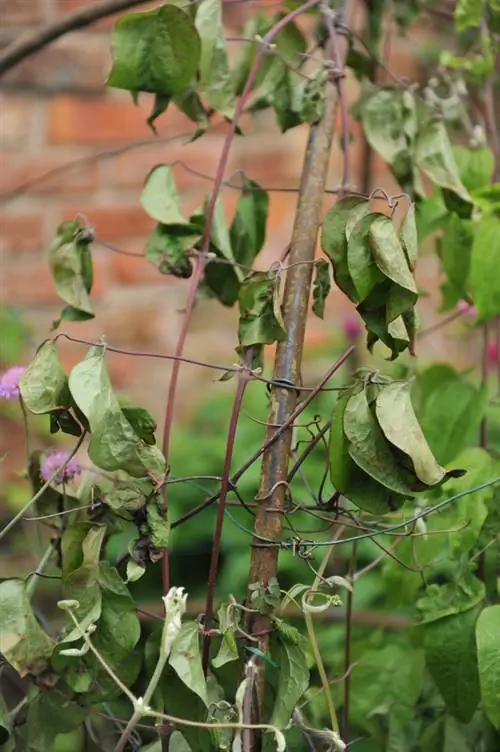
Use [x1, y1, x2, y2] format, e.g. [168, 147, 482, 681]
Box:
[343, 314, 362, 341]
[0, 366, 25, 400]
[41, 451, 82, 484]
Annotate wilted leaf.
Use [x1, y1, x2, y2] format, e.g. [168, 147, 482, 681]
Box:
[422, 607, 481, 722]
[344, 388, 416, 496]
[145, 224, 197, 278]
[400, 202, 418, 270]
[195, 0, 235, 118]
[107, 5, 200, 95]
[174, 85, 209, 138]
[0, 579, 55, 676]
[375, 381, 462, 486]
[20, 340, 70, 414]
[146, 496, 170, 548]
[270, 636, 309, 729]
[321, 196, 371, 301]
[361, 88, 407, 165]
[311, 259, 331, 319]
[368, 215, 418, 304]
[273, 67, 302, 132]
[61, 525, 106, 635]
[69, 347, 166, 477]
[347, 212, 385, 301]
[415, 120, 470, 202]
[237, 271, 285, 365]
[470, 217, 500, 322]
[299, 67, 326, 125]
[212, 603, 239, 668]
[169, 621, 208, 705]
[476, 604, 500, 729]
[47, 220, 94, 322]
[122, 406, 157, 446]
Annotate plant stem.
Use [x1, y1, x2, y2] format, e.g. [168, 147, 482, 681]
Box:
[341, 541, 357, 744]
[202, 359, 252, 673]
[245, 16, 350, 719]
[481, 322, 489, 448]
[26, 540, 56, 599]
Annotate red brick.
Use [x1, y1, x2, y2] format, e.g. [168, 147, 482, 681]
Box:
[0, 152, 98, 198]
[1, 0, 45, 25]
[59, 0, 160, 31]
[0, 95, 39, 149]
[1, 36, 110, 94]
[0, 211, 46, 255]
[0, 254, 110, 306]
[60, 204, 155, 242]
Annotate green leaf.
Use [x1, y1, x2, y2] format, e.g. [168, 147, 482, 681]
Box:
[453, 146, 494, 192]
[347, 213, 386, 301]
[0, 579, 55, 676]
[195, 0, 235, 118]
[348, 644, 425, 739]
[470, 217, 500, 322]
[455, 0, 485, 30]
[145, 224, 197, 278]
[476, 605, 500, 729]
[174, 85, 209, 138]
[122, 406, 157, 445]
[299, 67, 326, 125]
[25, 685, 87, 752]
[233, 14, 273, 95]
[416, 572, 485, 623]
[343, 388, 416, 496]
[229, 178, 269, 268]
[212, 603, 239, 668]
[107, 5, 201, 96]
[375, 381, 461, 486]
[440, 215, 474, 310]
[20, 340, 70, 414]
[415, 120, 470, 202]
[321, 196, 371, 301]
[270, 636, 309, 729]
[69, 347, 166, 477]
[169, 622, 208, 705]
[400, 202, 418, 270]
[422, 606, 481, 722]
[61, 525, 106, 636]
[146, 496, 170, 548]
[329, 389, 406, 513]
[47, 220, 94, 321]
[368, 215, 418, 304]
[141, 165, 196, 229]
[0, 693, 13, 749]
[419, 372, 487, 465]
[273, 67, 302, 132]
[311, 259, 331, 319]
[420, 715, 470, 752]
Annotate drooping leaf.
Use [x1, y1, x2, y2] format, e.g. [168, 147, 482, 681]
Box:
[107, 5, 201, 96]
[329, 389, 406, 513]
[270, 636, 309, 729]
[229, 178, 269, 268]
[195, 0, 235, 118]
[311, 259, 331, 319]
[20, 340, 70, 414]
[237, 271, 285, 367]
[368, 215, 418, 304]
[321, 196, 371, 301]
[146, 495, 170, 548]
[361, 88, 407, 165]
[470, 217, 500, 322]
[343, 388, 416, 496]
[375, 381, 464, 486]
[174, 85, 209, 138]
[145, 224, 197, 278]
[69, 347, 166, 477]
[273, 67, 303, 132]
[146, 93, 170, 134]
[0, 579, 55, 676]
[439, 214, 474, 310]
[47, 220, 94, 323]
[169, 621, 208, 705]
[347, 213, 386, 301]
[400, 202, 418, 270]
[212, 603, 240, 668]
[299, 67, 326, 125]
[476, 605, 500, 729]
[455, 0, 485, 30]
[141, 165, 196, 229]
[415, 120, 470, 202]
[421, 606, 481, 722]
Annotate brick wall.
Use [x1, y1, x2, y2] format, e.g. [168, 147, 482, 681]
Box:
[0, 0, 476, 467]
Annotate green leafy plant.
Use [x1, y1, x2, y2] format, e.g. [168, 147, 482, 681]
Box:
[1, 0, 500, 750]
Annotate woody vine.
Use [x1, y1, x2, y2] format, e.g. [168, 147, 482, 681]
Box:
[0, 1, 500, 751]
